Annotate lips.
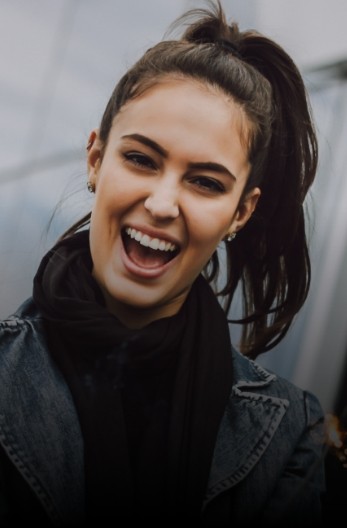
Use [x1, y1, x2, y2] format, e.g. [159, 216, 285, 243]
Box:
[121, 227, 180, 271]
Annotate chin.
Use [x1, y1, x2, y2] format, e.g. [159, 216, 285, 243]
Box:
[103, 279, 162, 309]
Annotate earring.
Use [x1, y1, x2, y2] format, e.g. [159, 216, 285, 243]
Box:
[226, 232, 236, 242]
[87, 181, 95, 193]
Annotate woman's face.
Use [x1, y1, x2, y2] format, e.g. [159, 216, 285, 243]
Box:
[88, 78, 260, 327]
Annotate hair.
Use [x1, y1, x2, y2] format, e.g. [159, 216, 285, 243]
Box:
[61, 0, 318, 359]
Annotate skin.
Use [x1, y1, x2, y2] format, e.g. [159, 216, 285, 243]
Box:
[87, 77, 260, 328]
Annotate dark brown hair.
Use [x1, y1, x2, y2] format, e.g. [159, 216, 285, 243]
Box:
[62, 0, 318, 358]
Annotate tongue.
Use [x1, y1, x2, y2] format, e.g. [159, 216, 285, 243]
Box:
[127, 239, 172, 268]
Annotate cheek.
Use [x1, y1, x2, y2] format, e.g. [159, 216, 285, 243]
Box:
[89, 196, 118, 253]
[93, 180, 127, 218]
[97, 169, 146, 210]
[187, 210, 233, 246]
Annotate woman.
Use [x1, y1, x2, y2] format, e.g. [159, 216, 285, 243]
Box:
[0, 1, 325, 525]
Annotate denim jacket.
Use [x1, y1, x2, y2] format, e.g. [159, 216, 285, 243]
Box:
[0, 299, 326, 525]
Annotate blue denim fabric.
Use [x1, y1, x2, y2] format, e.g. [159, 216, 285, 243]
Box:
[0, 299, 326, 525]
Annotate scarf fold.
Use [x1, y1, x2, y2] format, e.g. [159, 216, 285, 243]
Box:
[33, 230, 233, 520]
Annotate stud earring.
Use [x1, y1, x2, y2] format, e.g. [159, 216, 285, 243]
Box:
[225, 232, 236, 242]
[87, 181, 95, 193]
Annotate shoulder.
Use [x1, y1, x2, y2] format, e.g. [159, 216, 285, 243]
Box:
[0, 298, 44, 334]
[0, 298, 47, 363]
[230, 346, 324, 426]
[0, 299, 66, 424]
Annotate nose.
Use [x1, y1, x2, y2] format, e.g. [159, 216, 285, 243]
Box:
[144, 182, 179, 220]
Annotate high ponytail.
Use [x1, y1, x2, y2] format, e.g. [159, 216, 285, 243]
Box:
[223, 25, 318, 357]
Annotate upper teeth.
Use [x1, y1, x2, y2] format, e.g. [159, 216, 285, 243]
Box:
[125, 227, 177, 252]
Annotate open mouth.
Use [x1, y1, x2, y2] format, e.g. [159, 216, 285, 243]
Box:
[122, 227, 180, 269]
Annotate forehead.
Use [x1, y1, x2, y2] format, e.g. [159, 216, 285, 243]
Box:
[113, 76, 251, 147]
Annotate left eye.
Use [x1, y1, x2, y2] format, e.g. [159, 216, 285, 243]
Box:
[191, 176, 225, 193]
[123, 152, 156, 170]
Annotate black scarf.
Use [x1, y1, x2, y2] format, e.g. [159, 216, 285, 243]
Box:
[33, 230, 233, 521]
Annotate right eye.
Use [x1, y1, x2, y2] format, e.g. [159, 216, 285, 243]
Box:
[123, 152, 156, 170]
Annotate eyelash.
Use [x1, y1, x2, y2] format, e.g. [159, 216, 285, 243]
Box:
[123, 152, 226, 194]
[190, 176, 225, 194]
[123, 152, 156, 170]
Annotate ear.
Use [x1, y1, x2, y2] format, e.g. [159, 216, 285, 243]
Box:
[227, 187, 261, 236]
[87, 129, 103, 186]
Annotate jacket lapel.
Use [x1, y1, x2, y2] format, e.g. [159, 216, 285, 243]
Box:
[205, 350, 289, 506]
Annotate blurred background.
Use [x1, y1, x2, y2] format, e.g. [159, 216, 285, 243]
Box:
[1, 0, 347, 418]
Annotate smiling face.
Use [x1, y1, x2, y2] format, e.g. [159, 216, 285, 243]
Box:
[87, 78, 260, 328]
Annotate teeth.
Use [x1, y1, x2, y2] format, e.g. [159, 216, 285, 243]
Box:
[149, 238, 160, 250]
[140, 234, 150, 247]
[125, 227, 177, 252]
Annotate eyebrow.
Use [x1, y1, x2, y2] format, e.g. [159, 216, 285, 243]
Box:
[121, 133, 236, 180]
[122, 133, 169, 158]
[187, 161, 236, 181]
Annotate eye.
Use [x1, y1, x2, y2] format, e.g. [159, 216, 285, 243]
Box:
[123, 152, 156, 170]
[190, 176, 225, 194]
